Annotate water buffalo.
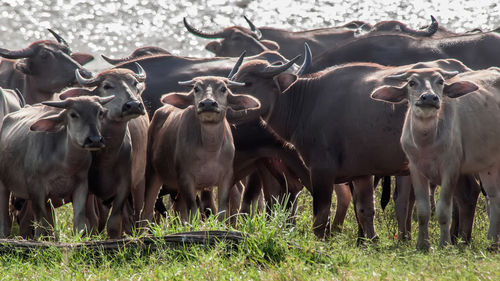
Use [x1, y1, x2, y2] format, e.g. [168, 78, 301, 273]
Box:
[309, 30, 500, 73]
[142, 77, 260, 222]
[0, 29, 94, 104]
[0, 95, 113, 237]
[183, 16, 438, 61]
[370, 66, 500, 250]
[231, 57, 476, 238]
[57, 64, 148, 238]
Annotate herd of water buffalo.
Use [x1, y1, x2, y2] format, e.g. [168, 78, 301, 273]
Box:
[0, 14, 498, 251]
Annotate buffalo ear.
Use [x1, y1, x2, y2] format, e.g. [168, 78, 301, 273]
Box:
[15, 59, 32, 75]
[59, 88, 93, 100]
[261, 40, 279, 51]
[160, 92, 193, 109]
[71, 53, 94, 65]
[371, 85, 408, 103]
[227, 93, 261, 111]
[30, 112, 65, 132]
[444, 81, 478, 98]
[274, 73, 297, 93]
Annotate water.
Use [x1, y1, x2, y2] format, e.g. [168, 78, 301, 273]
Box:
[0, 0, 498, 70]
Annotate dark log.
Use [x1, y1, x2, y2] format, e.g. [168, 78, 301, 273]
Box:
[0, 230, 243, 254]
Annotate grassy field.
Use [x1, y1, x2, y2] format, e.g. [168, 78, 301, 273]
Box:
[0, 188, 499, 281]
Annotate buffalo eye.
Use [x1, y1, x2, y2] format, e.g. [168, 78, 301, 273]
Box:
[99, 111, 105, 118]
[133, 81, 138, 87]
[220, 86, 226, 93]
[408, 80, 416, 87]
[103, 83, 113, 90]
[438, 79, 444, 85]
[70, 112, 78, 119]
[194, 86, 200, 93]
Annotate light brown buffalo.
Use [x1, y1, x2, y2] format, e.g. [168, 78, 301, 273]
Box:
[371, 66, 500, 250]
[142, 77, 260, 222]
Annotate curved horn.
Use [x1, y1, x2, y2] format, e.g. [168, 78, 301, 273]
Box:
[42, 99, 71, 109]
[134, 62, 147, 82]
[411, 16, 438, 36]
[47, 29, 69, 47]
[0, 47, 34, 59]
[386, 72, 411, 80]
[260, 55, 301, 77]
[14, 88, 25, 108]
[296, 43, 312, 75]
[228, 51, 246, 79]
[426, 16, 439, 35]
[440, 70, 459, 79]
[178, 79, 195, 86]
[101, 54, 134, 65]
[75, 69, 101, 87]
[227, 80, 246, 87]
[97, 95, 115, 105]
[243, 16, 262, 40]
[183, 17, 225, 39]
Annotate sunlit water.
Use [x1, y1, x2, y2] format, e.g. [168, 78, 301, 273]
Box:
[0, 0, 499, 70]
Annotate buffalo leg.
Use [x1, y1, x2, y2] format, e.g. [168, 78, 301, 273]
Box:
[332, 183, 352, 232]
[239, 172, 262, 215]
[71, 179, 89, 236]
[200, 190, 217, 218]
[142, 167, 164, 223]
[394, 175, 413, 240]
[410, 164, 431, 250]
[478, 168, 500, 248]
[451, 175, 480, 244]
[352, 176, 378, 240]
[311, 167, 335, 239]
[0, 182, 12, 238]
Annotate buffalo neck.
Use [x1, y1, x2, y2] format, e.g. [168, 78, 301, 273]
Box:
[266, 78, 310, 142]
[95, 118, 129, 159]
[64, 132, 91, 172]
[407, 104, 452, 148]
[23, 77, 56, 105]
[198, 116, 227, 152]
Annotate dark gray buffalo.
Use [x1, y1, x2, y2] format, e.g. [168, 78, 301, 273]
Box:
[309, 29, 500, 73]
[0, 29, 93, 104]
[0, 95, 113, 237]
[183, 16, 439, 60]
[231, 58, 477, 238]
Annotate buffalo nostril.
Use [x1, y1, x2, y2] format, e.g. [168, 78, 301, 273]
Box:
[210, 101, 218, 107]
[432, 96, 438, 101]
[421, 96, 427, 101]
[87, 135, 103, 144]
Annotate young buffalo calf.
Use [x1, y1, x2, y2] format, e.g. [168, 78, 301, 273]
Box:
[0, 95, 113, 237]
[142, 76, 260, 222]
[371, 67, 500, 250]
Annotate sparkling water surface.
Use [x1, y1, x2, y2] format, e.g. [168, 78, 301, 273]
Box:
[0, 0, 498, 70]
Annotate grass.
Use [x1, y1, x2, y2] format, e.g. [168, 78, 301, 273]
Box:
[0, 187, 499, 280]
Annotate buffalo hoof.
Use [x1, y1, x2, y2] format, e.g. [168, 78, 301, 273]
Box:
[416, 239, 431, 251]
[487, 242, 499, 252]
